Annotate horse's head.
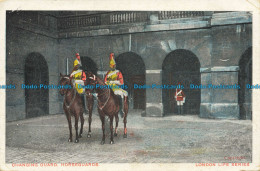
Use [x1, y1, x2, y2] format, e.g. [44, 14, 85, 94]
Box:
[85, 71, 97, 94]
[86, 71, 97, 86]
[59, 73, 71, 96]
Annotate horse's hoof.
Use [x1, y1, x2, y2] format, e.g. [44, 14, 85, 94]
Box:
[123, 134, 127, 138]
[110, 140, 114, 144]
[75, 139, 79, 143]
[79, 134, 82, 138]
[114, 133, 118, 137]
[87, 134, 91, 138]
[101, 140, 105, 145]
[68, 138, 72, 142]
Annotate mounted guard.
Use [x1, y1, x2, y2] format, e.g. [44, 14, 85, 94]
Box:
[104, 53, 128, 117]
[70, 53, 86, 94]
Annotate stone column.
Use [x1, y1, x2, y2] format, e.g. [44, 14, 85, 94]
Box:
[145, 70, 163, 117]
[200, 66, 240, 119]
[200, 68, 212, 118]
[49, 74, 63, 115]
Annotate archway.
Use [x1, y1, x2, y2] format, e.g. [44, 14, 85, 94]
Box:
[116, 52, 146, 110]
[81, 56, 98, 75]
[238, 47, 252, 120]
[162, 49, 201, 115]
[25, 53, 49, 118]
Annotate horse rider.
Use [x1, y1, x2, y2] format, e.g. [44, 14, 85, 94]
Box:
[104, 53, 128, 117]
[175, 82, 185, 114]
[70, 53, 87, 111]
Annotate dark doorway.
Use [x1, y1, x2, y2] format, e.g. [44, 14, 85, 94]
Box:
[116, 52, 146, 110]
[238, 47, 252, 120]
[25, 53, 49, 118]
[81, 56, 98, 75]
[162, 49, 201, 115]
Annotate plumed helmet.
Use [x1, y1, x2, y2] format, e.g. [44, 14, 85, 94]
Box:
[109, 53, 116, 69]
[75, 53, 81, 61]
[74, 58, 80, 67]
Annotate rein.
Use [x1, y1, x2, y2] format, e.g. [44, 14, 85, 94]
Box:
[89, 75, 111, 111]
[64, 87, 76, 110]
[97, 88, 110, 110]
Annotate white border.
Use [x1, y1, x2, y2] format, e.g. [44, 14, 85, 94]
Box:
[0, 0, 259, 171]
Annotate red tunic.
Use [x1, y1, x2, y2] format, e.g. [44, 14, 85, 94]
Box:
[82, 71, 86, 81]
[104, 70, 124, 85]
[175, 89, 185, 101]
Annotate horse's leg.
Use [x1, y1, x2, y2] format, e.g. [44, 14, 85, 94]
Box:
[74, 112, 80, 143]
[110, 116, 114, 144]
[87, 94, 94, 138]
[79, 111, 84, 138]
[123, 96, 128, 138]
[100, 114, 105, 145]
[114, 113, 119, 137]
[65, 109, 73, 142]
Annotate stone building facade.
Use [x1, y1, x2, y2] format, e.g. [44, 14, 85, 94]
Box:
[6, 11, 252, 121]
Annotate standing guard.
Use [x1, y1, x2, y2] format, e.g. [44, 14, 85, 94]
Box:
[104, 53, 128, 117]
[175, 83, 185, 114]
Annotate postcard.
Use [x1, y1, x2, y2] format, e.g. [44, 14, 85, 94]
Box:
[0, 0, 260, 171]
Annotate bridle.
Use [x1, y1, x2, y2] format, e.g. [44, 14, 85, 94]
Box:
[98, 89, 110, 110]
[88, 74, 111, 111]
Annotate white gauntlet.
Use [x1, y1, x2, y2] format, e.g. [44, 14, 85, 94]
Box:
[110, 80, 121, 85]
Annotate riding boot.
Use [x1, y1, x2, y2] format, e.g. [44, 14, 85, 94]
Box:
[83, 94, 87, 114]
[181, 105, 184, 115]
[119, 96, 125, 118]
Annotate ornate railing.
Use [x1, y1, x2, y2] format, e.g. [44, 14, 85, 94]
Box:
[109, 12, 149, 24]
[58, 12, 149, 29]
[8, 11, 208, 31]
[158, 11, 205, 20]
[58, 15, 101, 29]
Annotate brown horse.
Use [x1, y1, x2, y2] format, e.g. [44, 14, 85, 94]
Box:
[59, 73, 85, 143]
[85, 72, 129, 145]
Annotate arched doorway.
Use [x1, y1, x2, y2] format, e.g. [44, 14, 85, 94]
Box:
[162, 49, 201, 115]
[25, 53, 49, 118]
[116, 52, 146, 110]
[238, 47, 252, 120]
[81, 56, 98, 75]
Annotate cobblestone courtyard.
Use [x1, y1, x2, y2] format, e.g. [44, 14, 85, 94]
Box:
[6, 110, 252, 163]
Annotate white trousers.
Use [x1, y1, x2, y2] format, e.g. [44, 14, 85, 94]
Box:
[177, 101, 184, 106]
[114, 89, 128, 98]
[74, 80, 85, 94]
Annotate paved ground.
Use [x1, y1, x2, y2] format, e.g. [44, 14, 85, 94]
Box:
[6, 110, 252, 163]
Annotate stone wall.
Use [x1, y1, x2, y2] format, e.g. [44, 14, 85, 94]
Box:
[6, 11, 252, 121]
[6, 12, 62, 121]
